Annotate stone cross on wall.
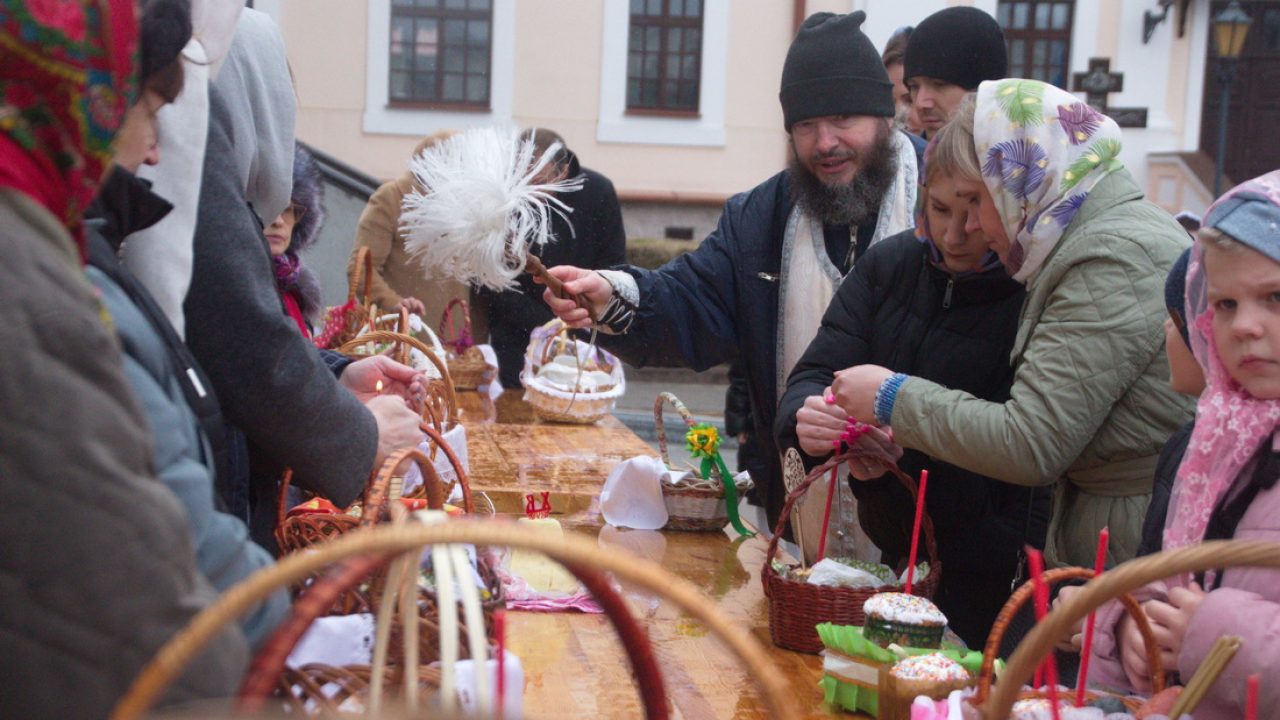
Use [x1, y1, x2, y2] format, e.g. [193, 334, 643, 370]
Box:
[1071, 57, 1149, 128]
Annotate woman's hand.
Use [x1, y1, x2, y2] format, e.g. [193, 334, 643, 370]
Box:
[831, 365, 895, 423]
[795, 392, 847, 457]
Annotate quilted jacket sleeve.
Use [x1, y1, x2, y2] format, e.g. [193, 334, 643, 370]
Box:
[890, 239, 1167, 486]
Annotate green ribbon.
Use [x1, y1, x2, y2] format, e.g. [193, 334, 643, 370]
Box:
[686, 423, 754, 537]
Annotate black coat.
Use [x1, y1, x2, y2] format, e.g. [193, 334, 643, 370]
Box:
[599, 170, 793, 525]
[776, 231, 1050, 648]
[185, 88, 378, 547]
[479, 166, 626, 388]
[1138, 420, 1194, 557]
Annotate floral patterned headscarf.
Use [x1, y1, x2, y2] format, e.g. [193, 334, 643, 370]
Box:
[974, 79, 1124, 284]
[0, 0, 138, 246]
[1163, 171, 1280, 552]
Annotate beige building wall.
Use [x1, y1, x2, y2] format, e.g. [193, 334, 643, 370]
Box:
[274, 0, 795, 200]
[270, 0, 1214, 223]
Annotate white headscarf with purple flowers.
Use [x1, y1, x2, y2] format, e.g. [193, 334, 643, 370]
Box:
[974, 79, 1124, 284]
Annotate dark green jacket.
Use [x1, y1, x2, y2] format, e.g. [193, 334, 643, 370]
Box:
[890, 170, 1196, 568]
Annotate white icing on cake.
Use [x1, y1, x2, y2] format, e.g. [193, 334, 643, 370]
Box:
[890, 653, 969, 682]
[864, 592, 947, 625]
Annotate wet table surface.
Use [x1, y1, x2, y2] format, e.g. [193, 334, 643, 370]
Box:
[455, 391, 845, 719]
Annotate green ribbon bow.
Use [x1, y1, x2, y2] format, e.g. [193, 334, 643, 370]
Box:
[685, 423, 754, 537]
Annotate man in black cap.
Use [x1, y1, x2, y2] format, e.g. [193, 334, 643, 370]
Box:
[539, 11, 925, 539]
[904, 6, 1008, 138]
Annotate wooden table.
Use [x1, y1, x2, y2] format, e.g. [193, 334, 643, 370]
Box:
[454, 391, 841, 719]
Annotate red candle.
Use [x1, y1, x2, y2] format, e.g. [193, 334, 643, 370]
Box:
[904, 470, 929, 595]
[1247, 674, 1259, 720]
[1028, 547, 1062, 720]
[816, 440, 841, 562]
[495, 609, 506, 719]
[1075, 527, 1109, 706]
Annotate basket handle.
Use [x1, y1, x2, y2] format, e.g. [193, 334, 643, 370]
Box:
[272, 450, 404, 534]
[980, 541, 1280, 719]
[538, 324, 575, 368]
[114, 522, 800, 720]
[236, 552, 393, 705]
[970, 567, 1164, 707]
[438, 298, 474, 353]
[336, 330, 459, 429]
[406, 422, 475, 514]
[347, 246, 373, 304]
[761, 452, 938, 590]
[366, 447, 447, 527]
[653, 392, 698, 468]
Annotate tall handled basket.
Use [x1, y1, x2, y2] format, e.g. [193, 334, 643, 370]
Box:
[439, 298, 489, 390]
[763, 452, 941, 654]
[314, 246, 379, 350]
[981, 540, 1280, 719]
[653, 392, 753, 531]
[110, 521, 800, 720]
[969, 567, 1165, 715]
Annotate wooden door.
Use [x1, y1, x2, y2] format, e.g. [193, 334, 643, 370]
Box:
[1200, 1, 1280, 185]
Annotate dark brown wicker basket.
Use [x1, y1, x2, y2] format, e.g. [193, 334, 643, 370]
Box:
[970, 566, 1164, 715]
[762, 454, 941, 654]
[439, 298, 490, 390]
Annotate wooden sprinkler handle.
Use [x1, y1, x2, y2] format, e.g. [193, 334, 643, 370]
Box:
[525, 252, 599, 323]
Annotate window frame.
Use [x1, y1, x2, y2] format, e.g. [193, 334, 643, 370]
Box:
[387, 0, 494, 112]
[625, 0, 706, 116]
[997, 0, 1076, 90]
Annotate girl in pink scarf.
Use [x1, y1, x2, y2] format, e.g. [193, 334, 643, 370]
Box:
[1087, 170, 1280, 720]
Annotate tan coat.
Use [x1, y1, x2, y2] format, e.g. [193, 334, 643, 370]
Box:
[350, 132, 470, 331]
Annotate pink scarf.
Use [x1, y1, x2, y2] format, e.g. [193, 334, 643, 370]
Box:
[1163, 171, 1280, 551]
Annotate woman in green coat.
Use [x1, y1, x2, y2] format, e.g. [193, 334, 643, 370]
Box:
[830, 80, 1194, 569]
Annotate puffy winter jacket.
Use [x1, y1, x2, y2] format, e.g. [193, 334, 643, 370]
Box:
[777, 230, 1049, 646]
[888, 170, 1196, 568]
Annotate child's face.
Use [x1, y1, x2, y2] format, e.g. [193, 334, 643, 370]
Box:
[1204, 242, 1280, 399]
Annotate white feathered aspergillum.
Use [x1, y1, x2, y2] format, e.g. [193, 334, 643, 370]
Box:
[399, 125, 585, 292]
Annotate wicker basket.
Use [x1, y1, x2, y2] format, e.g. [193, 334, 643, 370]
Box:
[111, 521, 801, 720]
[969, 567, 1165, 716]
[314, 246, 380, 350]
[439, 298, 491, 390]
[520, 320, 625, 424]
[763, 453, 941, 654]
[653, 392, 753, 532]
[980, 540, 1280, 720]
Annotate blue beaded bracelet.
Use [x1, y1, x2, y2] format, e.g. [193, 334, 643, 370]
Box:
[873, 373, 909, 425]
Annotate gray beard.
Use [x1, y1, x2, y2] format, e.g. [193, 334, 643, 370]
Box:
[789, 132, 899, 227]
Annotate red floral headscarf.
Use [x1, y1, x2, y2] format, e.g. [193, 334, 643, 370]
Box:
[0, 0, 138, 251]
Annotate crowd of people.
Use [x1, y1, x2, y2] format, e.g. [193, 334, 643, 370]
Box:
[2, 1, 1277, 718]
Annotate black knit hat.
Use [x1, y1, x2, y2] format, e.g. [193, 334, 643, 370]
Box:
[139, 0, 192, 82]
[779, 11, 893, 132]
[1165, 247, 1192, 348]
[903, 6, 1007, 91]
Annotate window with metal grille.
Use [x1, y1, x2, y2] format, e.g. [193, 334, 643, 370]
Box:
[997, 0, 1074, 89]
[627, 0, 704, 114]
[388, 0, 492, 109]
